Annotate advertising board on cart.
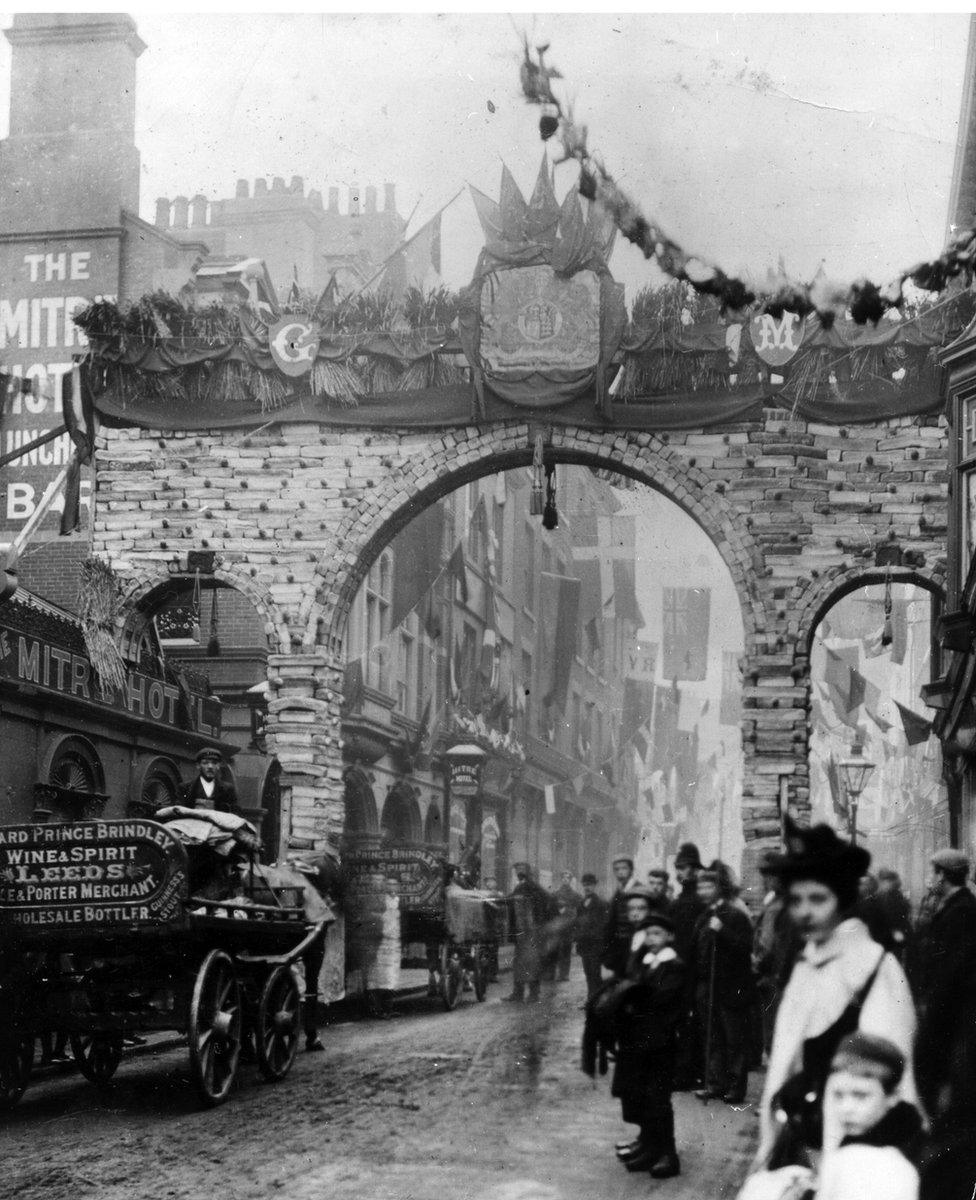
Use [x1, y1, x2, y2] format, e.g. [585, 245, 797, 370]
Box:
[0, 819, 188, 930]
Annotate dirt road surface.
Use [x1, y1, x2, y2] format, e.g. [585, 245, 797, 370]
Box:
[2, 968, 758, 1200]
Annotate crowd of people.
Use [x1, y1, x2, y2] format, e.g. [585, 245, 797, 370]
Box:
[510, 828, 976, 1198]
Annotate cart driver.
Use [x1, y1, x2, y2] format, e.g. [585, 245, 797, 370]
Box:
[179, 749, 240, 814]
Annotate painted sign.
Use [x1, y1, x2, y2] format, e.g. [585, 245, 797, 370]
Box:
[0, 820, 188, 928]
[0, 620, 221, 736]
[0, 234, 120, 536]
[448, 756, 484, 799]
[268, 318, 320, 377]
[480, 265, 600, 373]
[748, 311, 805, 367]
[343, 845, 444, 912]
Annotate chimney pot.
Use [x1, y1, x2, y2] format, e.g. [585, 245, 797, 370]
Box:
[190, 194, 208, 227]
[290, 175, 304, 195]
[154, 197, 170, 228]
[328, 187, 339, 213]
[384, 182, 396, 214]
[235, 178, 249, 199]
[308, 188, 323, 210]
[272, 176, 286, 193]
[172, 195, 189, 229]
[255, 178, 268, 196]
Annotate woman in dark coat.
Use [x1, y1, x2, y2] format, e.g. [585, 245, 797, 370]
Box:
[612, 890, 686, 1179]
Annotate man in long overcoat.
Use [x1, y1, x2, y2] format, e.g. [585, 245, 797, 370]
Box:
[575, 873, 609, 997]
[690, 866, 756, 1103]
[505, 863, 556, 1004]
[914, 849, 976, 1200]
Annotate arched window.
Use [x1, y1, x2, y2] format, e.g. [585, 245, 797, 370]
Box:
[381, 784, 422, 844]
[344, 767, 378, 837]
[364, 550, 393, 693]
[140, 757, 181, 811]
[49, 736, 104, 795]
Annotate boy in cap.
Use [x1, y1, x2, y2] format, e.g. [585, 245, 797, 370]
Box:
[740, 1032, 922, 1200]
[612, 891, 685, 1179]
[179, 748, 240, 814]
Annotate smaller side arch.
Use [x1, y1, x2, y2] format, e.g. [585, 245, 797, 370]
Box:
[381, 782, 423, 844]
[343, 766, 379, 838]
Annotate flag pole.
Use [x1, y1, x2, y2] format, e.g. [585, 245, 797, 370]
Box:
[332, 187, 465, 309]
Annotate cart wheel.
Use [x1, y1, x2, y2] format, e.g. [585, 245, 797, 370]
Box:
[188, 949, 242, 1107]
[0, 1037, 32, 1109]
[471, 944, 488, 1003]
[256, 967, 300, 1082]
[440, 943, 463, 1011]
[70, 1033, 124, 1083]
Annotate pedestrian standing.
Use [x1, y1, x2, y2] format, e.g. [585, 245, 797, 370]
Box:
[612, 897, 685, 1180]
[855, 871, 898, 954]
[752, 850, 800, 1062]
[575, 873, 609, 998]
[691, 866, 756, 1104]
[671, 841, 706, 1090]
[753, 823, 917, 1171]
[876, 868, 913, 964]
[646, 868, 673, 915]
[913, 849, 976, 1200]
[364, 875, 401, 1018]
[505, 863, 555, 1004]
[179, 748, 240, 814]
[553, 870, 583, 982]
[601, 856, 642, 977]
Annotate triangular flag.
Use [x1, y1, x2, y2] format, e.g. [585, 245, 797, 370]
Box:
[894, 700, 932, 746]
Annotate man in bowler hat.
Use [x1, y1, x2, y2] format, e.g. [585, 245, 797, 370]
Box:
[179, 748, 240, 814]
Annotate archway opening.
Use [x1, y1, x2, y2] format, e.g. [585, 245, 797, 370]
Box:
[809, 580, 947, 902]
[338, 459, 747, 899]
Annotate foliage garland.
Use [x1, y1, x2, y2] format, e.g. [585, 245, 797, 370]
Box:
[519, 39, 976, 328]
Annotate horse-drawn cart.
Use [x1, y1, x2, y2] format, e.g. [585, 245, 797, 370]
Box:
[0, 812, 331, 1110]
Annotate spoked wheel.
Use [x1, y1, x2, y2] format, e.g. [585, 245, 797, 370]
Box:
[0, 1037, 32, 1109]
[440, 942, 463, 1011]
[188, 950, 242, 1107]
[256, 967, 301, 1082]
[471, 943, 488, 1002]
[70, 1033, 124, 1083]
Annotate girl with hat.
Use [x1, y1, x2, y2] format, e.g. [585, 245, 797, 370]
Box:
[754, 823, 918, 1171]
[611, 889, 685, 1179]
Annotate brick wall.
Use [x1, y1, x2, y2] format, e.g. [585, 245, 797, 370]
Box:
[91, 408, 949, 872]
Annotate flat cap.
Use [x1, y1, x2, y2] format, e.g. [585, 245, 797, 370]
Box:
[581, 873, 597, 885]
[196, 748, 222, 763]
[612, 856, 634, 869]
[931, 848, 970, 876]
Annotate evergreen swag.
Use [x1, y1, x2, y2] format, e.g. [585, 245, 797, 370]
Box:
[74, 286, 465, 411]
[520, 39, 976, 328]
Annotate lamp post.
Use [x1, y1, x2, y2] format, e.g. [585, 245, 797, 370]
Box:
[838, 742, 875, 846]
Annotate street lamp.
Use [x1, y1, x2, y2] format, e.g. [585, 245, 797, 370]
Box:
[838, 742, 875, 845]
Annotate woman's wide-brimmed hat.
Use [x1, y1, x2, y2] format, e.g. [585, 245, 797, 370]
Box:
[767, 819, 871, 910]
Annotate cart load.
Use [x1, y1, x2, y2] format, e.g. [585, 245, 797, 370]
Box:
[0, 813, 332, 1112]
[444, 883, 507, 944]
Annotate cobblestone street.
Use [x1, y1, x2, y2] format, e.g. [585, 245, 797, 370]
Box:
[1, 966, 758, 1200]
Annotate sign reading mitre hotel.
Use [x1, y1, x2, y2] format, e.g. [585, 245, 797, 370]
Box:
[0, 820, 187, 928]
[480, 266, 600, 372]
[0, 234, 119, 535]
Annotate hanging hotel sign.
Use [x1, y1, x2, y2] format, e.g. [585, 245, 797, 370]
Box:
[268, 318, 320, 377]
[446, 743, 486, 798]
[749, 311, 805, 367]
[0, 233, 120, 536]
[479, 266, 600, 373]
[0, 819, 188, 929]
[0, 619, 221, 736]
